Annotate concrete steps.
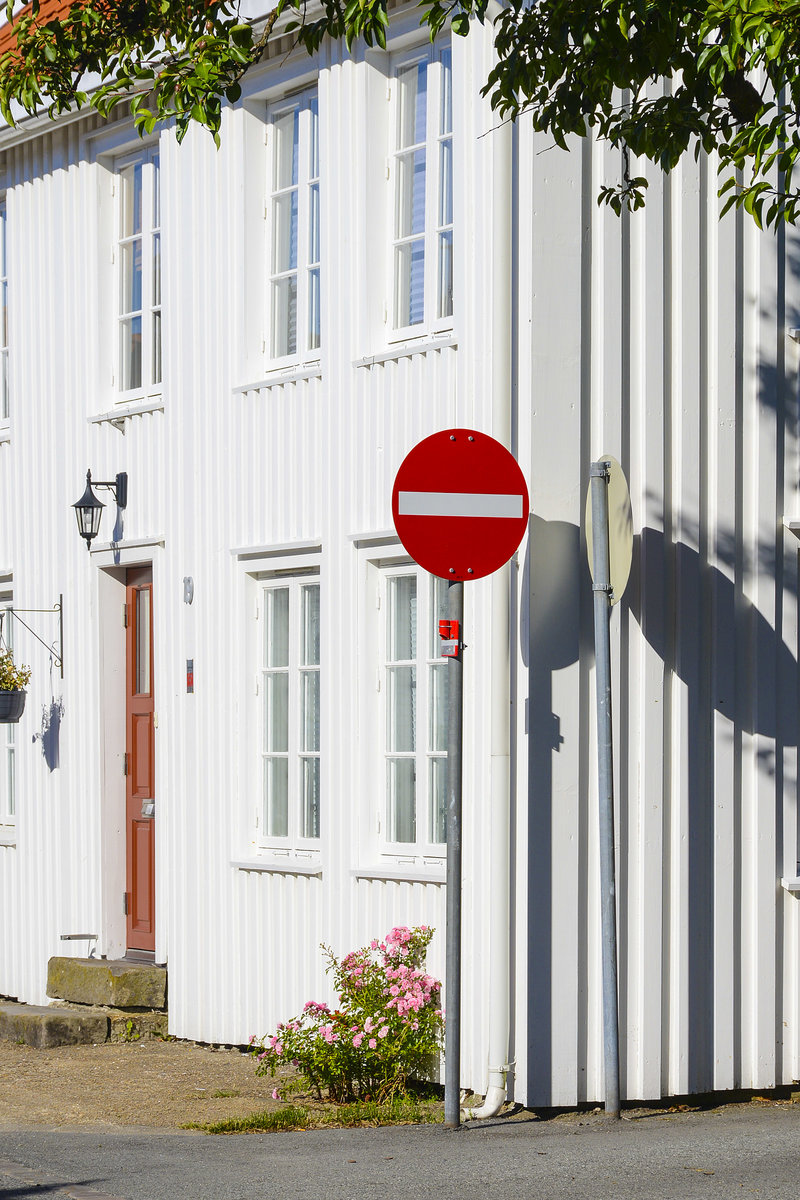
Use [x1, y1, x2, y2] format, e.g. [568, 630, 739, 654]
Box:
[0, 958, 168, 1048]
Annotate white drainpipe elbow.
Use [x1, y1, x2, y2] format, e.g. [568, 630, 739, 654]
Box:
[461, 1068, 511, 1121]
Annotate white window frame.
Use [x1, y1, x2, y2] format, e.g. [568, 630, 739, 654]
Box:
[265, 87, 321, 368]
[114, 144, 161, 403]
[364, 558, 448, 865]
[0, 589, 17, 829]
[0, 196, 8, 425]
[387, 41, 453, 342]
[253, 569, 321, 854]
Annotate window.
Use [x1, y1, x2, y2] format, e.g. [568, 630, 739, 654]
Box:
[116, 147, 161, 397]
[0, 198, 8, 421]
[267, 90, 320, 361]
[258, 577, 320, 846]
[390, 44, 452, 334]
[0, 595, 16, 827]
[380, 566, 449, 853]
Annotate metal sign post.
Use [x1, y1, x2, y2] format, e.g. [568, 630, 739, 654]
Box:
[392, 428, 529, 1132]
[587, 458, 631, 1119]
[444, 579, 464, 1128]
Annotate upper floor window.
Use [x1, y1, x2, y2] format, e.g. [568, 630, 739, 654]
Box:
[390, 44, 452, 335]
[267, 90, 320, 363]
[0, 198, 8, 421]
[116, 147, 161, 398]
[258, 576, 321, 847]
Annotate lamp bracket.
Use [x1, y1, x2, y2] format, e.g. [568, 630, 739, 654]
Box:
[0, 595, 64, 679]
[93, 473, 127, 509]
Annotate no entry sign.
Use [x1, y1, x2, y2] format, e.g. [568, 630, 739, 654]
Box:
[391, 429, 529, 580]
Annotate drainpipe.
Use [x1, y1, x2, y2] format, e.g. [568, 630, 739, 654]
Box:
[462, 34, 514, 1121]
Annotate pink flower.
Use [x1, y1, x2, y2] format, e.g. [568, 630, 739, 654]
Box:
[272, 1088, 281, 1100]
[378, 1026, 389, 1039]
[368, 1038, 377, 1049]
[353, 1033, 364, 1048]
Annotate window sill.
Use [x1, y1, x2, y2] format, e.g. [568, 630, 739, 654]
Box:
[89, 396, 165, 429]
[352, 864, 445, 885]
[354, 333, 457, 369]
[232, 856, 323, 877]
[781, 876, 800, 893]
[233, 363, 323, 393]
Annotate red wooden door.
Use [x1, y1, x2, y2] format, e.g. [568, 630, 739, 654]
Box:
[125, 567, 155, 953]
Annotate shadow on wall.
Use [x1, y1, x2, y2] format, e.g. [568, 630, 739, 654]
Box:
[32, 697, 64, 772]
[520, 517, 797, 1104]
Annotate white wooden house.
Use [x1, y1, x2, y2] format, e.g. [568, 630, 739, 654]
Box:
[0, 0, 799, 1109]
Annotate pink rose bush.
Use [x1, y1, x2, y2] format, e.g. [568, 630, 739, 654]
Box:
[251, 926, 443, 1102]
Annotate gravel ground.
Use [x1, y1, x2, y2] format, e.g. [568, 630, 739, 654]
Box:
[0, 1038, 289, 1131]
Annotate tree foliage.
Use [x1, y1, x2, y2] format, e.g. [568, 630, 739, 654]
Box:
[1, 0, 800, 228]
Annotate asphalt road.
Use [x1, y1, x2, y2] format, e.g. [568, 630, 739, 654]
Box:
[1, 1104, 799, 1200]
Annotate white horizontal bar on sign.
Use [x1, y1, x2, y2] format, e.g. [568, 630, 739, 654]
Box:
[398, 491, 523, 519]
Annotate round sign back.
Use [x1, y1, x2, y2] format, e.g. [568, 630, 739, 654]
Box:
[391, 429, 529, 581]
[585, 454, 633, 605]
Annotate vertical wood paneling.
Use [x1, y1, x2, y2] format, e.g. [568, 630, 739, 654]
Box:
[0, 21, 798, 1110]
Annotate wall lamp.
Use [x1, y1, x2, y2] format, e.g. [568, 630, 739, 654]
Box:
[72, 470, 128, 550]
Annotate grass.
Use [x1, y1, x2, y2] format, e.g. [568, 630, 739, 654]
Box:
[181, 1095, 443, 1134]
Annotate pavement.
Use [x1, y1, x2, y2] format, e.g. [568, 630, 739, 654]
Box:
[1, 1103, 800, 1200]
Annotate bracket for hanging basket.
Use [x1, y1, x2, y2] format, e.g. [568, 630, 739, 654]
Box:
[0, 594, 64, 679]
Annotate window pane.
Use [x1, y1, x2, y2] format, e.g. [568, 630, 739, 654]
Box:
[308, 268, 321, 352]
[119, 240, 143, 315]
[397, 61, 427, 148]
[272, 277, 298, 357]
[301, 757, 320, 838]
[438, 230, 453, 320]
[0, 279, 6, 349]
[388, 665, 416, 752]
[135, 588, 151, 695]
[388, 575, 417, 661]
[265, 588, 289, 667]
[273, 192, 299, 275]
[0, 352, 7, 422]
[309, 182, 320, 265]
[264, 757, 289, 837]
[302, 584, 320, 665]
[120, 316, 142, 391]
[265, 672, 289, 752]
[120, 162, 143, 237]
[439, 139, 453, 228]
[152, 232, 161, 306]
[274, 109, 299, 190]
[429, 757, 446, 843]
[309, 96, 319, 178]
[430, 576, 450, 656]
[7, 745, 14, 819]
[301, 670, 319, 752]
[388, 758, 416, 842]
[152, 151, 161, 226]
[429, 663, 448, 753]
[0, 204, 6, 275]
[394, 240, 425, 327]
[152, 311, 162, 386]
[395, 149, 426, 239]
[439, 48, 452, 135]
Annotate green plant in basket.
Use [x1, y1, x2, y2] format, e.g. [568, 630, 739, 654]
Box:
[0, 650, 31, 691]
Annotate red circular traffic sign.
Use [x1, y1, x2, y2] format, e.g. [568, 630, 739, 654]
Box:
[391, 429, 529, 580]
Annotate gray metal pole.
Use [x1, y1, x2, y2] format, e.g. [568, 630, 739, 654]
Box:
[589, 462, 621, 1119]
[444, 579, 464, 1129]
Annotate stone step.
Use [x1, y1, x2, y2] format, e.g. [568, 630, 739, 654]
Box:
[46, 957, 167, 1010]
[0, 1002, 109, 1048]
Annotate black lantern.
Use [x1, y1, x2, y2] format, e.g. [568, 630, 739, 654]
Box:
[72, 470, 128, 550]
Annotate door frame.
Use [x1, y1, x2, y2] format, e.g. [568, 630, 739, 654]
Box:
[96, 549, 164, 963]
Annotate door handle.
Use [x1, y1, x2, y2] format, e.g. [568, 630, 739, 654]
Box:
[141, 799, 155, 818]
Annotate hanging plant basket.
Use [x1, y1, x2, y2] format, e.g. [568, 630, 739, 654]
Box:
[0, 690, 26, 723]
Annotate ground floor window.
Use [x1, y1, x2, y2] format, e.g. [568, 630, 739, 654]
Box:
[379, 565, 449, 854]
[258, 576, 320, 847]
